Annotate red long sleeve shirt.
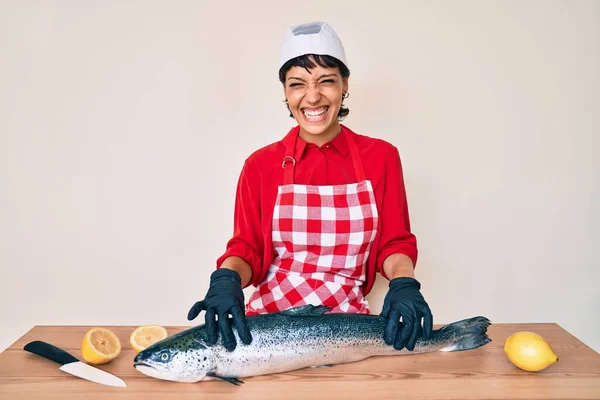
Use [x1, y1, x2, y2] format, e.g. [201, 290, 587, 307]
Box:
[216, 124, 418, 296]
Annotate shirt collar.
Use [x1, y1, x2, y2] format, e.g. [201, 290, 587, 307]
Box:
[324, 128, 350, 157]
[282, 125, 350, 162]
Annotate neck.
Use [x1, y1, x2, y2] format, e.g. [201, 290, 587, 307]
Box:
[299, 122, 341, 147]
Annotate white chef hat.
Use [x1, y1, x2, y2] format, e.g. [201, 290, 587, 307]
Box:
[278, 21, 348, 70]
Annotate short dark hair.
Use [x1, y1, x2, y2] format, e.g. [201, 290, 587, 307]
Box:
[278, 54, 350, 120]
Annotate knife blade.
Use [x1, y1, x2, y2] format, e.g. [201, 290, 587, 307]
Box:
[24, 340, 127, 388]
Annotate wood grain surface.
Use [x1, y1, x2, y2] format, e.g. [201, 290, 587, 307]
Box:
[0, 322, 599, 399]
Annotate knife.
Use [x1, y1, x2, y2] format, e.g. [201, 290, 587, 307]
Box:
[24, 340, 127, 388]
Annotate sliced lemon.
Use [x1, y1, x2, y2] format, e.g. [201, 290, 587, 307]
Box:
[81, 327, 122, 365]
[130, 325, 168, 353]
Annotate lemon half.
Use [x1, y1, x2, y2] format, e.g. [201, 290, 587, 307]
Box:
[130, 325, 168, 353]
[81, 327, 122, 365]
[504, 331, 558, 372]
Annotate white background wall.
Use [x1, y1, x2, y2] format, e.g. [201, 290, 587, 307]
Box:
[1, 0, 598, 354]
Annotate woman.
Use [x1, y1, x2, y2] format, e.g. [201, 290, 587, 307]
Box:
[188, 21, 433, 354]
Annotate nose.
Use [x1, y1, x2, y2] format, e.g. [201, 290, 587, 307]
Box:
[305, 84, 321, 104]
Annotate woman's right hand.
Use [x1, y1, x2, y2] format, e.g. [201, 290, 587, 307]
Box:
[187, 268, 252, 351]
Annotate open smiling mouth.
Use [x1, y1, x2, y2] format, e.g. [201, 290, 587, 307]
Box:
[302, 106, 329, 122]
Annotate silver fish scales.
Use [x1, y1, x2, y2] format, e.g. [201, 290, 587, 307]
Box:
[133, 305, 491, 385]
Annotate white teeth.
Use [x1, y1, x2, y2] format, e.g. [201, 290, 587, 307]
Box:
[303, 107, 328, 117]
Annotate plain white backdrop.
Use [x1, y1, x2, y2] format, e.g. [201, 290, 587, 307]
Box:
[1, 0, 598, 354]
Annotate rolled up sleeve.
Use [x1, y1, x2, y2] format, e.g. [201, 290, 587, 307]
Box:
[216, 159, 264, 286]
[376, 146, 418, 279]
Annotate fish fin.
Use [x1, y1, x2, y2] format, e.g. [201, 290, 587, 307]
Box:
[206, 372, 244, 386]
[439, 316, 492, 352]
[310, 364, 334, 368]
[279, 305, 332, 316]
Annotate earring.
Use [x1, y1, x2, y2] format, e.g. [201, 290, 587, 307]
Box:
[342, 92, 349, 99]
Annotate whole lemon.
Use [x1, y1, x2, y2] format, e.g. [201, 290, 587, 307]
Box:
[504, 331, 558, 372]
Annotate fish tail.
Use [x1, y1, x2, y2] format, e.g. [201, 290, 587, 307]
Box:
[438, 316, 492, 352]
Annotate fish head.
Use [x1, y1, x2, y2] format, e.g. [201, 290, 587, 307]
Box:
[133, 329, 215, 383]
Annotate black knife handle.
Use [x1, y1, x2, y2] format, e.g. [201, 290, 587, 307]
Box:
[24, 340, 79, 365]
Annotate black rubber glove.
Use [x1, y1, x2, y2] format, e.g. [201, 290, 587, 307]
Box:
[187, 268, 252, 351]
[380, 277, 433, 351]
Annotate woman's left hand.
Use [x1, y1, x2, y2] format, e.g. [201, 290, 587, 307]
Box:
[380, 277, 433, 351]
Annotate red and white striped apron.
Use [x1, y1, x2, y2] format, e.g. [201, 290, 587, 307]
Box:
[246, 128, 379, 315]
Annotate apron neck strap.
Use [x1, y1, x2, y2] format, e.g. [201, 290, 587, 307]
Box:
[346, 128, 366, 182]
[282, 126, 366, 185]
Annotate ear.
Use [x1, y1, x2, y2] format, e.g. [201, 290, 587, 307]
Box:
[343, 77, 349, 94]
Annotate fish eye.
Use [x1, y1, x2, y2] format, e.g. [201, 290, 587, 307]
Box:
[160, 352, 169, 361]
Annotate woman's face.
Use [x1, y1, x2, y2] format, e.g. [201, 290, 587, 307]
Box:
[283, 58, 348, 142]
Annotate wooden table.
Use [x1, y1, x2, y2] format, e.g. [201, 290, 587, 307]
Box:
[1, 323, 599, 399]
